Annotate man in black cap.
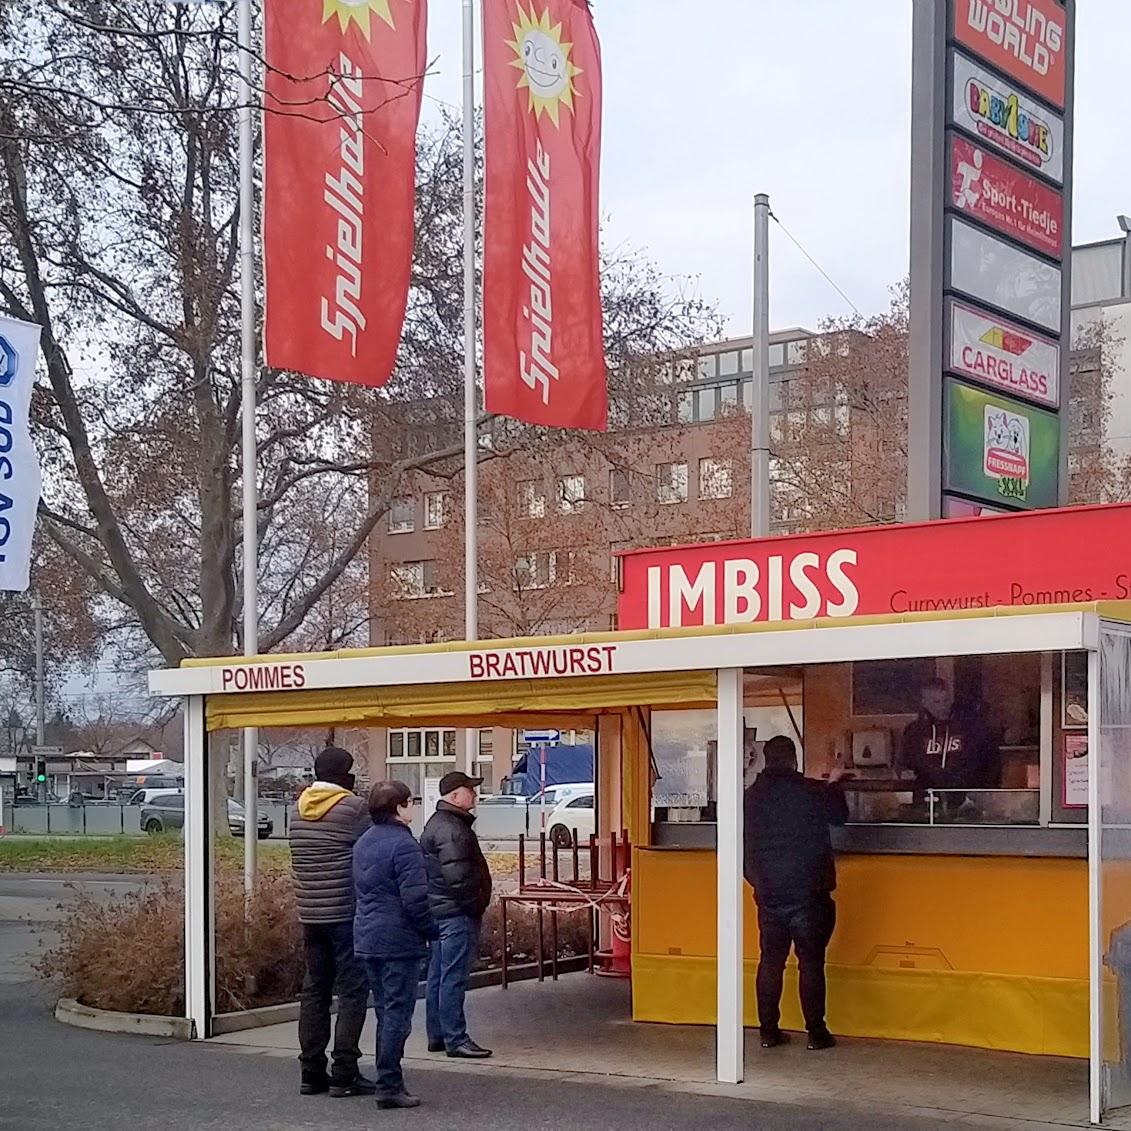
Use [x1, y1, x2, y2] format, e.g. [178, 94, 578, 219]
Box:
[289, 745, 374, 1097]
[420, 770, 493, 1059]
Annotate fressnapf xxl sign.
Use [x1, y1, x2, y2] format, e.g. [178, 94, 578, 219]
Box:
[616, 505, 1131, 631]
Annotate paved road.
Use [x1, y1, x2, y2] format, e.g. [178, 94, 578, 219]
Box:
[0, 874, 965, 1130]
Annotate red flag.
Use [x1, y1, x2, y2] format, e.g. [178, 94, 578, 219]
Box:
[263, 0, 426, 386]
[483, 0, 607, 430]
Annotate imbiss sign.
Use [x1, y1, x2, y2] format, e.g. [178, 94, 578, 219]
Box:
[617, 505, 1131, 631]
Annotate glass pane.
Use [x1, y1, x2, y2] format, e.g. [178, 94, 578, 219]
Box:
[443, 730, 457, 758]
[425, 731, 440, 759]
[697, 354, 717, 379]
[389, 732, 405, 759]
[653, 709, 715, 809]
[677, 391, 694, 424]
[407, 732, 422, 758]
[718, 351, 739, 376]
[719, 382, 738, 409]
[740, 348, 753, 372]
[1100, 630, 1131, 1112]
[397, 763, 422, 797]
[769, 343, 785, 367]
[696, 386, 718, 421]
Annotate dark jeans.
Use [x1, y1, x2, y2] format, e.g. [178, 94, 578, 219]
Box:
[298, 921, 369, 1085]
[362, 957, 421, 1098]
[425, 915, 479, 1049]
[756, 895, 836, 1035]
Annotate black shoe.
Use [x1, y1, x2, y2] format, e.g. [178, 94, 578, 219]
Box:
[807, 1030, 837, 1051]
[300, 1078, 330, 1096]
[427, 1040, 446, 1053]
[760, 1029, 789, 1049]
[377, 1092, 421, 1109]
[329, 1074, 378, 1098]
[446, 1040, 492, 1059]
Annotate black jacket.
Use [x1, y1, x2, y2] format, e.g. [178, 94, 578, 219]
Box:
[900, 711, 1000, 791]
[743, 767, 848, 909]
[420, 801, 493, 921]
[353, 818, 437, 960]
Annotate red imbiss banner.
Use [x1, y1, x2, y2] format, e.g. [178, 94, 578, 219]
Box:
[263, 0, 426, 387]
[617, 504, 1131, 630]
[483, 0, 607, 430]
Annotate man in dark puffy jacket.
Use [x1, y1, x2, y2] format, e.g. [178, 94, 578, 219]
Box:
[289, 746, 374, 1097]
[420, 771, 493, 1059]
[744, 735, 848, 1052]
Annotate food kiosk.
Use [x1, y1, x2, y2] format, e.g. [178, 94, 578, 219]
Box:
[149, 504, 1131, 1124]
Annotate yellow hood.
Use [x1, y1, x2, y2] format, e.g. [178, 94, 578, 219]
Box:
[299, 784, 351, 820]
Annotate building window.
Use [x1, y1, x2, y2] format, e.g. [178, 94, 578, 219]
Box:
[388, 497, 414, 534]
[696, 385, 718, 421]
[676, 391, 694, 424]
[519, 480, 546, 519]
[558, 475, 585, 513]
[515, 550, 556, 590]
[609, 468, 631, 509]
[718, 351, 739, 377]
[769, 343, 785, 367]
[699, 458, 734, 500]
[390, 559, 441, 599]
[387, 727, 492, 797]
[697, 354, 717, 380]
[657, 462, 688, 505]
[423, 492, 447, 530]
[718, 382, 739, 413]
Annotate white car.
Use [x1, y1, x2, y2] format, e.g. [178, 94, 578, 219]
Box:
[545, 791, 595, 849]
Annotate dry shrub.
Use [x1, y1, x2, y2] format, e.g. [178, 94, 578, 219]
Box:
[36, 872, 302, 1016]
[37, 875, 587, 1017]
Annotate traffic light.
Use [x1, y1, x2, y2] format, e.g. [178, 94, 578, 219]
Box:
[35, 759, 46, 784]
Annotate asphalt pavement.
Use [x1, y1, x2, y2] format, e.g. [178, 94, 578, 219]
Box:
[0, 873, 966, 1130]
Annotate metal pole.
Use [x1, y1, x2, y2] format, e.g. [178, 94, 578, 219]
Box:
[237, 0, 259, 894]
[751, 193, 771, 538]
[462, 0, 478, 775]
[33, 595, 45, 802]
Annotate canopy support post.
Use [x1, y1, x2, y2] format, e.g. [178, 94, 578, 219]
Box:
[716, 666, 744, 1083]
[184, 694, 214, 1040]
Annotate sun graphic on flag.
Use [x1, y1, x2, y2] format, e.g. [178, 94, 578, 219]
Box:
[507, 5, 582, 126]
[322, 0, 398, 38]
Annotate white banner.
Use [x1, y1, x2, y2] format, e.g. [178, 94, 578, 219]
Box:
[0, 315, 42, 592]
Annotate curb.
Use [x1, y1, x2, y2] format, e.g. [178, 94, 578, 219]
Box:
[213, 1002, 300, 1035]
[55, 998, 195, 1040]
[56, 958, 592, 1041]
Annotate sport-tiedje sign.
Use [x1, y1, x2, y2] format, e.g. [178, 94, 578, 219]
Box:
[616, 504, 1131, 630]
[949, 132, 1063, 258]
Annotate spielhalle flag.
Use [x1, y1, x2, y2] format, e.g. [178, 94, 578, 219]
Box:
[483, 0, 607, 430]
[263, 0, 426, 386]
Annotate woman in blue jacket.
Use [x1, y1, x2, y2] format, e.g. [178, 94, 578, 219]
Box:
[354, 780, 438, 1109]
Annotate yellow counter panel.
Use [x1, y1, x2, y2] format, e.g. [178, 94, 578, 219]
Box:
[632, 847, 1090, 1058]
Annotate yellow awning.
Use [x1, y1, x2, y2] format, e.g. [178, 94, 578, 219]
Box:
[205, 670, 718, 732]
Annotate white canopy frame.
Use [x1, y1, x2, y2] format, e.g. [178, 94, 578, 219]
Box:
[155, 611, 1107, 1112]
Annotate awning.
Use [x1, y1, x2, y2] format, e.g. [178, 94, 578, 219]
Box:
[205, 669, 718, 732]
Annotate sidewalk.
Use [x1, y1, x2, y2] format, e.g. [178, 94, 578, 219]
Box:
[213, 973, 1125, 1128]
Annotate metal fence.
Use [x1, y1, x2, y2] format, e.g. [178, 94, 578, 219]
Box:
[7, 800, 293, 838]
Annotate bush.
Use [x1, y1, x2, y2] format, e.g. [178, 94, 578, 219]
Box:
[36, 872, 303, 1016]
[37, 875, 591, 1016]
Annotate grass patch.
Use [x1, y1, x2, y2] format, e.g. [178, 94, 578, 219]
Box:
[0, 834, 293, 875]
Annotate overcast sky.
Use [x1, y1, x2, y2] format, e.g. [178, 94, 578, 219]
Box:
[421, 1, 1129, 337]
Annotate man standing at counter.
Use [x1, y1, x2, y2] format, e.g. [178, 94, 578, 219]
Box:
[744, 735, 848, 1051]
[900, 678, 999, 810]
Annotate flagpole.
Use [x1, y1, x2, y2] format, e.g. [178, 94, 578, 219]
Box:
[461, 0, 478, 776]
[238, 0, 260, 893]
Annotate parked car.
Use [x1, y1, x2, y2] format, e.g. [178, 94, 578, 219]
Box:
[127, 787, 184, 807]
[140, 793, 272, 838]
[546, 792, 595, 849]
[473, 794, 529, 840]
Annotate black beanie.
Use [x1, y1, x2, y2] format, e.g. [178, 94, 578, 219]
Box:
[314, 746, 354, 787]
